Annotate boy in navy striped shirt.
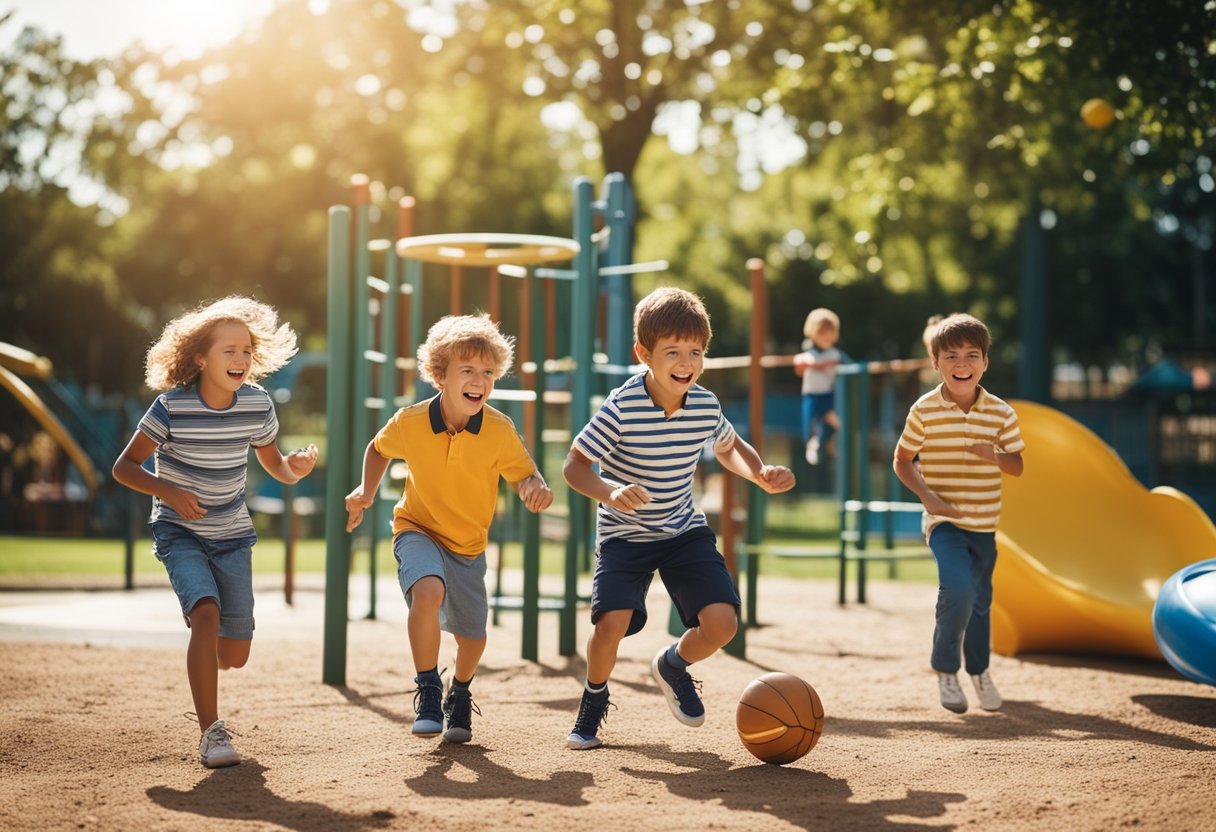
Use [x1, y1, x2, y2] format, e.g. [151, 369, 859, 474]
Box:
[563, 287, 794, 749]
[113, 297, 318, 768]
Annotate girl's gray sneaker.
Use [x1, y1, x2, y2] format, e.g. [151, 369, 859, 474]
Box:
[199, 720, 241, 768]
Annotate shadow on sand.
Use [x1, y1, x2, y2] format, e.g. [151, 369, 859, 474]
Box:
[147, 762, 395, 832]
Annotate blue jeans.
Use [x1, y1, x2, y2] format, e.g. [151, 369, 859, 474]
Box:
[151, 521, 257, 640]
[801, 391, 837, 449]
[928, 523, 997, 675]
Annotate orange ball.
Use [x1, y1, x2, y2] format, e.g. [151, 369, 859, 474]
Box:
[1081, 98, 1116, 130]
[736, 672, 824, 765]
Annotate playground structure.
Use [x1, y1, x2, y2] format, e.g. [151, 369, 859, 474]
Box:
[319, 172, 1215, 683]
[321, 173, 661, 685]
[0, 342, 99, 508]
[991, 400, 1216, 661]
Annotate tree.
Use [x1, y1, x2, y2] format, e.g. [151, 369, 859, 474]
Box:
[0, 18, 154, 392]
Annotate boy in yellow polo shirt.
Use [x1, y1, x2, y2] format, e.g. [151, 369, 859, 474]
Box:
[894, 313, 1024, 715]
[345, 314, 553, 743]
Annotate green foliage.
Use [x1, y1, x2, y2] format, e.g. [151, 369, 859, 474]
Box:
[0, 0, 1212, 405]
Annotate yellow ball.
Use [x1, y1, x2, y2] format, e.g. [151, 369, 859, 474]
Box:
[1081, 98, 1116, 130]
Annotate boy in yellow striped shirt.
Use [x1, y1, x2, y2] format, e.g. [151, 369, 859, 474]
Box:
[893, 313, 1024, 714]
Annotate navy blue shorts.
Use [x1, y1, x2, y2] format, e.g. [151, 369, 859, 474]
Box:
[592, 525, 741, 637]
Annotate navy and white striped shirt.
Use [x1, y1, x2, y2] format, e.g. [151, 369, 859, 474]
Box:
[137, 383, 279, 539]
[574, 372, 736, 546]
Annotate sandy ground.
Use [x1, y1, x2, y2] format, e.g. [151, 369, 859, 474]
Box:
[1, 571, 1214, 832]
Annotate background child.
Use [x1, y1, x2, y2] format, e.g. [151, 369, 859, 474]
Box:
[344, 314, 552, 745]
[892, 313, 1024, 715]
[563, 287, 795, 750]
[919, 314, 945, 388]
[112, 296, 318, 768]
[793, 308, 845, 465]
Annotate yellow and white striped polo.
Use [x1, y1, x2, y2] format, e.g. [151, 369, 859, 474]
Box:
[896, 384, 1025, 539]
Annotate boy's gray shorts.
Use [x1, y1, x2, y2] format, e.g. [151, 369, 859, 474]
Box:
[393, 531, 488, 639]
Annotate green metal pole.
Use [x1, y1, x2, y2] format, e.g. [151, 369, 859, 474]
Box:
[521, 271, 546, 662]
[351, 190, 375, 619]
[124, 491, 138, 591]
[323, 204, 354, 685]
[366, 248, 400, 621]
[406, 259, 427, 401]
[567, 178, 597, 648]
[603, 173, 634, 391]
[856, 365, 871, 604]
[836, 370, 853, 606]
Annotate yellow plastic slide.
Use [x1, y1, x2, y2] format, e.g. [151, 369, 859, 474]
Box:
[0, 342, 98, 499]
[992, 400, 1216, 660]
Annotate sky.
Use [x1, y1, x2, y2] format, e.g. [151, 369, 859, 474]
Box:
[1, 0, 274, 61]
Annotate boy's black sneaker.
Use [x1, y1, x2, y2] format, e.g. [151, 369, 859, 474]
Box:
[442, 686, 480, 743]
[411, 673, 444, 736]
[566, 687, 613, 750]
[651, 647, 706, 727]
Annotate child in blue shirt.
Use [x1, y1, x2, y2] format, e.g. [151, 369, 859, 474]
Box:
[794, 307, 845, 465]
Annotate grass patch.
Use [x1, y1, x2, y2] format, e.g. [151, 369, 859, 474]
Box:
[0, 495, 936, 586]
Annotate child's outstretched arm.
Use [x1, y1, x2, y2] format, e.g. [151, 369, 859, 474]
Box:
[510, 471, 554, 513]
[562, 447, 651, 513]
[892, 448, 964, 518]
[255, 442, 318, 484]
[345, 440, 391, 532]
[113, 430, 208, 521]
[713, 434, 796, 494]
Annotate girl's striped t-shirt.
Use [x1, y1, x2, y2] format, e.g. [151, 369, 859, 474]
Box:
[138, 383, 279, 539]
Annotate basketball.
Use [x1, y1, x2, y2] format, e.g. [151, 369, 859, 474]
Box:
[1080, 97, 1116, 130]
[736, 672, 824, 765]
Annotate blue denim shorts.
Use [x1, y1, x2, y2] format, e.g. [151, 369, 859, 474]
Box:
[151, 521, 257, 640]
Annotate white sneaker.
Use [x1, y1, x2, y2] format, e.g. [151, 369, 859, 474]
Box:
[937, 672, 968, 714]
[199, 720, 242, 768]
[805, 436, 820, 465]
[970, 670, 1003, 711]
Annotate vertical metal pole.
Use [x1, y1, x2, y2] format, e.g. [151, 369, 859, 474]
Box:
[836, 370, 853, 606]
[323, 204, 353, 685]
[124, 491, 137, 591]
[406, 258, 427, 401]
[349, 177, 375, 619]
[565, 178, 597, 654]
[603, 173, 635, 391]
[521, 271, 546, 662]
[282, 481, 295, 606]
[519, 272, 534, 453]
[450, 264, 462, 315]
[856, 365, 871, 604]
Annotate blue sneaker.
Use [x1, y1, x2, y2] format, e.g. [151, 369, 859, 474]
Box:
[651, 647, 705, 727]
[442, 685, 480, 744]
[411, 673, 444, 736]
[566, 688, 613, 750]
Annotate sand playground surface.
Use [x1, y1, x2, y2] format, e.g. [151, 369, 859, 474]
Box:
[1, 571, 1214, 832]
